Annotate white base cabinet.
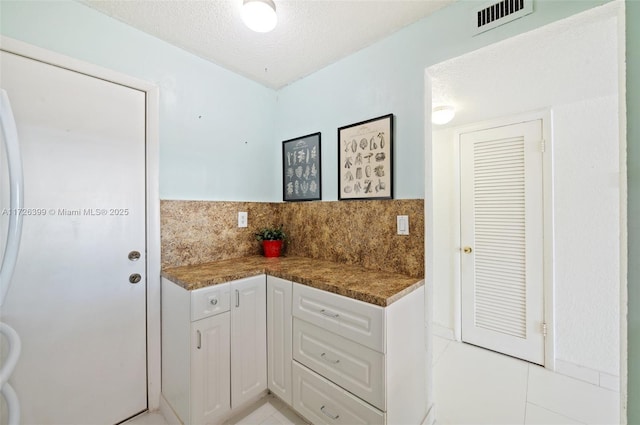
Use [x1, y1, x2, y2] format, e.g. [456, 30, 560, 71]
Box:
[291, 282, 427, 425]
[162, 275, 267, 425]
[163, 273, 425, 425]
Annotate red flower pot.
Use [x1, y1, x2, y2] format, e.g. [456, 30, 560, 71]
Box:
[262, 240, 284, 257]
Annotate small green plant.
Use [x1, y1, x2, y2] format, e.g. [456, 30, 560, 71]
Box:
[254, 224, 287, 241]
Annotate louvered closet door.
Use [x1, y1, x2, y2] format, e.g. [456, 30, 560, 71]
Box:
[460, 119, 544, 365]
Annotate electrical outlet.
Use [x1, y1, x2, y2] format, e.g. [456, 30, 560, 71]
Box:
[397, 215, 409, 235]
[238, 212, 248, 228]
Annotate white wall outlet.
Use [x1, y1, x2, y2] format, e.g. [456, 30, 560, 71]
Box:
[238, 211, 248, 228]
[397, 215, 409, 235]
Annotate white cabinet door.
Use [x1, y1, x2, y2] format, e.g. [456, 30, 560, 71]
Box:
[293, 318, 385, 410]
[231, 276, 267, 407]
[267, 276, 293, 405]
[292, 362, 385, 425]
[292, 283, 384, 353]
[191, 312, 231, 425]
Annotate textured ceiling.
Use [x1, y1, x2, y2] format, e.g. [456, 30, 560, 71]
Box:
[81, 0, 454, 89]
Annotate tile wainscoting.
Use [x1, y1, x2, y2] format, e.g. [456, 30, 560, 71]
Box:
[161, 199, 424, 279]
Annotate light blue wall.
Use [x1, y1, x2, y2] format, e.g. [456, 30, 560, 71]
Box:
[275, 0, 609, 200]
[0, 0, 278, 201]
[1, 0, 610, 202]
[626, 0, 639, 422]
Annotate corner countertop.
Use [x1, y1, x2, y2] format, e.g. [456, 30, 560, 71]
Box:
[161, 256, 423, 307]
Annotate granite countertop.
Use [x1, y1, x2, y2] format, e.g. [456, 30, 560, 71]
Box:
[162, 256, 423, 307]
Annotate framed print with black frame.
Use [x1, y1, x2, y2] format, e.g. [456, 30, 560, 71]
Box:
[282, 132, 321, 201]
[338, 114, 393, 200]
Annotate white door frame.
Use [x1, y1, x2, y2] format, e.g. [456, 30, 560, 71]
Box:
[0, 36, 162, 410]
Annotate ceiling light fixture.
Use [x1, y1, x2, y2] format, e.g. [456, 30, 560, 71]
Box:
[242, 0, 277, 33]
[432, 105, 456, 125]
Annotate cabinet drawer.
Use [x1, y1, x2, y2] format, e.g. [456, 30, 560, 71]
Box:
[292, 283, 384, 352]
[292, 362, 384, 425]
[293, 318, 385, 410]
[191, 283, 231, 322]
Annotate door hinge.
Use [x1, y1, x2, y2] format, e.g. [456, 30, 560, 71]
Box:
[542, 322, 548, 338]
[540, 139, 546, 153]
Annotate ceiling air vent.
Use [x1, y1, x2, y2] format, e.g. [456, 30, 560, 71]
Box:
[474, 0, 533, 35]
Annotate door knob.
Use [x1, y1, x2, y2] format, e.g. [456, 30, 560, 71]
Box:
[463, 246, 473, 254]
[128, 251, 141, 261]
[129, 273, 142, 284]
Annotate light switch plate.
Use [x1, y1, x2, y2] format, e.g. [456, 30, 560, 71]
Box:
[238, 212, 248, 228]
[397, 215, 409, 235]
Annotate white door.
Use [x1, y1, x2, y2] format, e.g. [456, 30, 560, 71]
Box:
[0, 51, 147, 423]
[191, 312, 231, 425]
[460, 119, 545, 365]
[267, 276, 292, 405]
[231, 276, 267, 407]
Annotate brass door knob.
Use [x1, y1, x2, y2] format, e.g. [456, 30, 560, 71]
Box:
[463, 246, 473, 254]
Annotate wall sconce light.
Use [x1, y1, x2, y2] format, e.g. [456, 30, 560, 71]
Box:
[242, 0, 278, 33]
[432, 105, 456, 125]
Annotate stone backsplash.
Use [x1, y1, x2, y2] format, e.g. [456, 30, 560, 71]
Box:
[280, 200, 424, 278]
[161, 201, 279, 268]
[161, 199, 424, 278]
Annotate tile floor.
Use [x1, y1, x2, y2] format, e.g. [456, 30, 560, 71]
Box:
[125, 394, 308, 425]
[125, 411, 168, 425]
[433, 335, 620, 425]
[127, 337, 621, 425]
[222, 396, 308, 425]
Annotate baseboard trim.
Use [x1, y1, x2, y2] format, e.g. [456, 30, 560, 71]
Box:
[422, 403, 436, 425]
[159, 393, 182, 425]
[433, 324, 455, 340]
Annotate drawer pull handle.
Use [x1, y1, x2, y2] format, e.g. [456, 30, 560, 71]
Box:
[209, 298, 218, 306]
[320, 352, 340, 364]
[320, 309, 339, 318]
[320, 405, 340, 420]
[235, 289, 240, 308]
